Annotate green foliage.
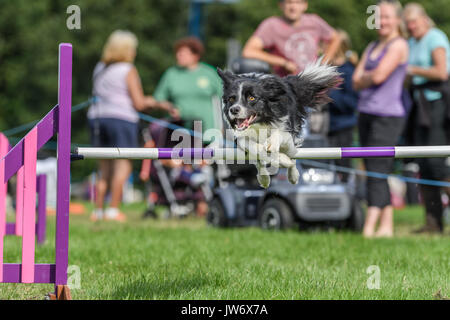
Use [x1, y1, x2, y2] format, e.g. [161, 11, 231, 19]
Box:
[0, 0, 450, 180]
[0, 0, 190, 146]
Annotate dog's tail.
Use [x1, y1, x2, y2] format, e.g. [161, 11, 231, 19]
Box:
[285, 58, 342, 109]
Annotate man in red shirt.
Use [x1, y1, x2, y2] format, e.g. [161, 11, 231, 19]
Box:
[242, 0, 341, 77]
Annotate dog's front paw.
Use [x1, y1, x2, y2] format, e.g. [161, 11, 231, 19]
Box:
[263, 140, 272, 153]
[264, 140, 281, 154]
[257, 174, 271, 189]
[279, 153, 295, 168]
[287, 166, 300, 185]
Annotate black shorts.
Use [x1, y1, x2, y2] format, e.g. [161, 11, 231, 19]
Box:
[328, 127, 355, 182]
[413, 98, 450, 180]
[358, 113, 405, 208]
[89, 118, 139, 148]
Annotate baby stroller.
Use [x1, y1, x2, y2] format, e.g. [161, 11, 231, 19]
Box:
[140, 119, 213, 219]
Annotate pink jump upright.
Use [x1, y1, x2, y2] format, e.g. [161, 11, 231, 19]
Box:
[0, 132, 47, 244]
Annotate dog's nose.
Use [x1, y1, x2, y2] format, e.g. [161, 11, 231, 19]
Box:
[229, 106, 240, 115]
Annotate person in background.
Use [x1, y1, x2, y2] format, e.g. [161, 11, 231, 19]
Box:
[327, 29, 359, 182]
[403, 3, 450, 234]
[153, 36, 223, 137]
[87, 30, 179, 222]
[151, 37, 222, 216]
[353, 0, 409, 238]
[242, 0, 341, 77]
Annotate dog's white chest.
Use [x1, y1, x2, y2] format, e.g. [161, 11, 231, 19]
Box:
[232, 123, 299, 188]
[233, 123, 272, 140]
[233, 124, 293, 154]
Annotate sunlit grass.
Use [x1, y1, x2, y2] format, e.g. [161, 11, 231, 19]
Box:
[0, 203, 449, 300]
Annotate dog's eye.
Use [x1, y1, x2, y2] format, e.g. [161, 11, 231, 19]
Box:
[228, 97, 236, 104]
[248, 96, 256, 102]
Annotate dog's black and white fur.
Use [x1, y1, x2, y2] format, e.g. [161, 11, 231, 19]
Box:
[217, 60, 342, 188]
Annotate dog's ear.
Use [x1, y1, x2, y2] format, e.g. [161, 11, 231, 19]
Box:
[285, 60, 342, 109]
[217, 68, 235, 88]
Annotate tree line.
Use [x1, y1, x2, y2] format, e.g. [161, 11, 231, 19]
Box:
[0, 0, 448, 178]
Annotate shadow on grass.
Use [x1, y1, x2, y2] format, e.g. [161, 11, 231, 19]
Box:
[110, 274, 214, 299]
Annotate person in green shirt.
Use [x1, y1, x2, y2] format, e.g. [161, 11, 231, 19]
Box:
[154, 37, 223, 143]
[150, 37, 221, 217]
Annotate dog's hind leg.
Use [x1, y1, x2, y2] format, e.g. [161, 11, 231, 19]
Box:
[287, 164, 300, 185]
[280, 135, 300, 185]
[236, 137, 271, 163]
[256, 161, 271, 189]
[264, 131, 299, 185]
[264, 130, 286, 170]
[275, 152, 299, 185]
[278, 152, 295, 168]
[236, 137, 272, 188]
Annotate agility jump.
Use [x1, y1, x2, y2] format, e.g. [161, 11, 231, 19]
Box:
[74, 146, 450, 160]
[0, 133, 47, 245]
[0, 43, 71, 300]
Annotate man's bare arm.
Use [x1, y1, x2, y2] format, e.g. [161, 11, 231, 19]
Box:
[322, 31, 342, 64]
[242, 36, 297, 73]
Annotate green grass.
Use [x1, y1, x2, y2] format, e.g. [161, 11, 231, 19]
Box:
[0, 203, 449, 300]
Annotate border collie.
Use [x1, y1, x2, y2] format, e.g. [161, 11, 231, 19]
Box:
[217, 60, 342, 188]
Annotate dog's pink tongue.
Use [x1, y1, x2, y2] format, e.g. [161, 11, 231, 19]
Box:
[239, 119, 249, 129]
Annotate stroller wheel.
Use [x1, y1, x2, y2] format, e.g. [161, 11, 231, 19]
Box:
[142, 209, 158, 219]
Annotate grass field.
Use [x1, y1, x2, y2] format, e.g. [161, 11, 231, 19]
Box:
[0, 203, 449, 300]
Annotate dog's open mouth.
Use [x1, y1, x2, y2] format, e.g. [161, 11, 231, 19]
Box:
[234, 114, 257, 131]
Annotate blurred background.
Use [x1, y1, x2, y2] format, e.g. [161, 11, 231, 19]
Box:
[2, 0, 449, 160]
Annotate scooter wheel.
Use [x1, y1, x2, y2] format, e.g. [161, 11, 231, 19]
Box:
[259, 198, 294, 230]
[207, 198, 228, 228]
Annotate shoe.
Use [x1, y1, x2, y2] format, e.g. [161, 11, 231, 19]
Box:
[105, 212, 127, 223]
[412, 225, 443, 234]
[142, 209, 158, 219]
[90, 209, 104, 222]
[104, 207, 127, 223]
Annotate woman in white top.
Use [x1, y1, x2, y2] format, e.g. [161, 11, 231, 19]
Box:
[88, 30, 179, 222]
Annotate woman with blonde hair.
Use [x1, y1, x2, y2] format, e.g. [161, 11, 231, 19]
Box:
[353, 0, 409, 238]
[87, 30, 179, 222]
[403, 3, 450, 233]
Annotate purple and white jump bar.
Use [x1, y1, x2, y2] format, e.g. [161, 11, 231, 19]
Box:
[75, 146, 450, 160]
